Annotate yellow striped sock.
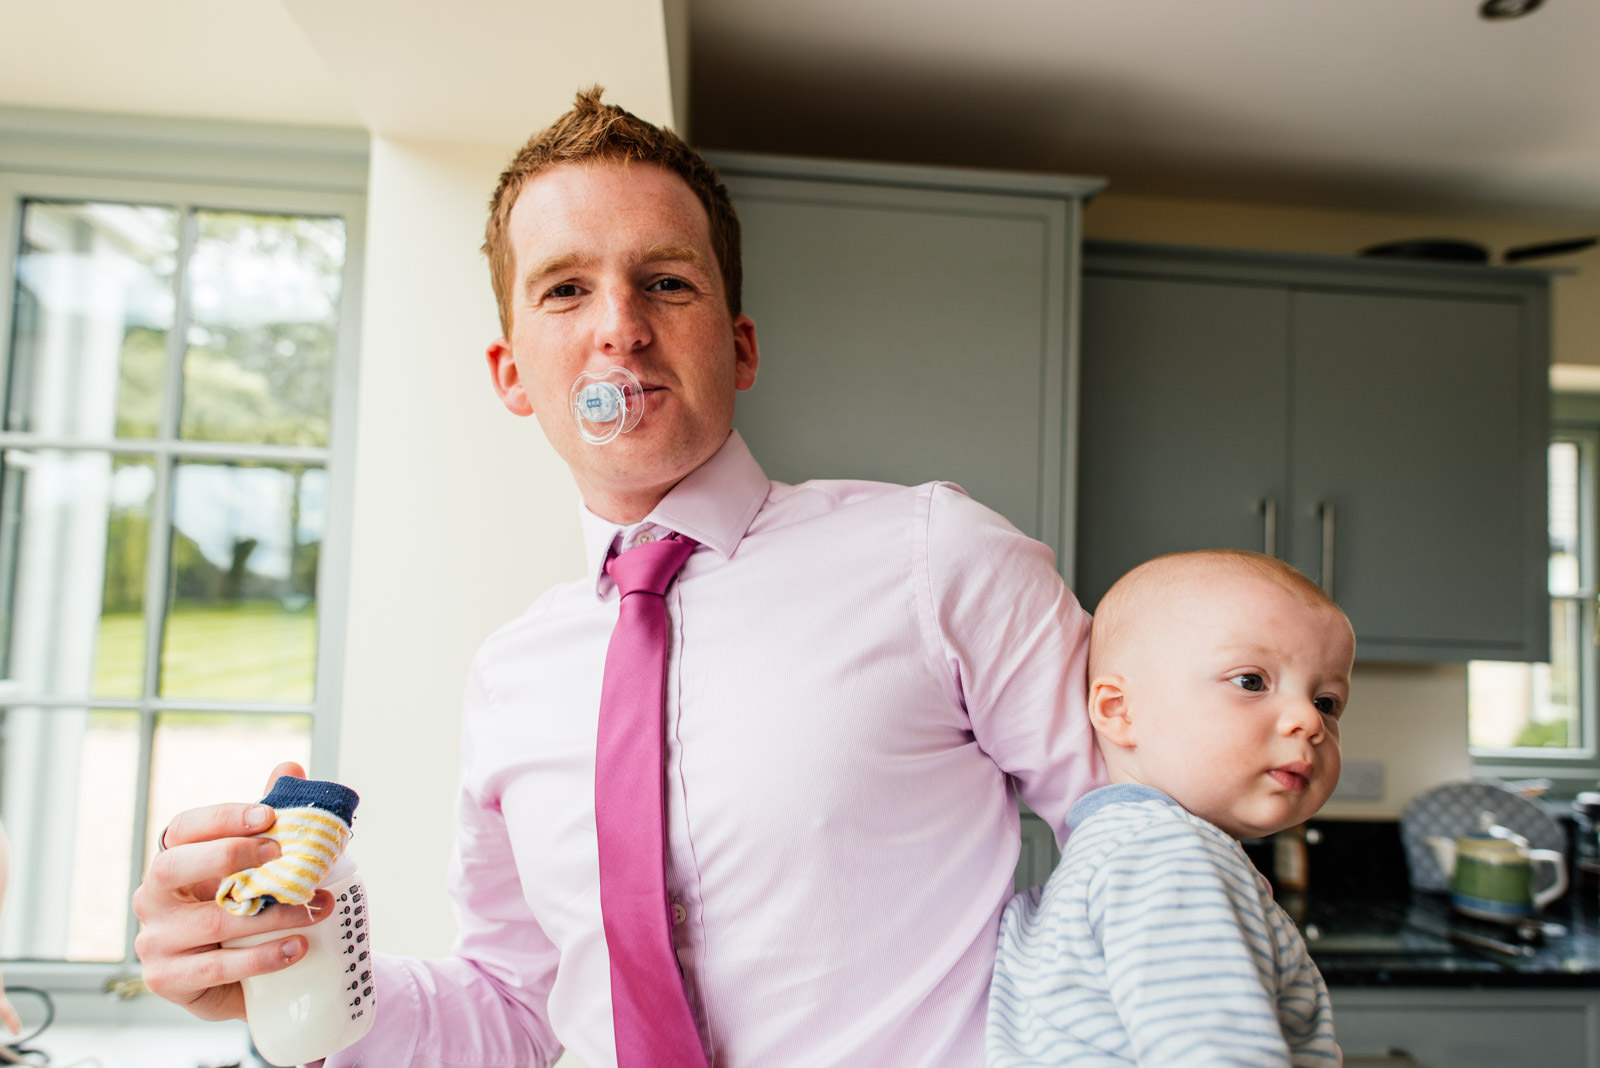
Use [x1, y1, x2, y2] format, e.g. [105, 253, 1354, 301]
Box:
[217, 800, 355, 917]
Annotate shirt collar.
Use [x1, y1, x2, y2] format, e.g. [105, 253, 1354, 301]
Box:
[579, 430, 771, 600]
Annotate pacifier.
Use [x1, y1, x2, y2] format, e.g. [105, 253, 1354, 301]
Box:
[569, 367, 645, 445]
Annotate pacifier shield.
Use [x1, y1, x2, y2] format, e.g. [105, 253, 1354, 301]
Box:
[570, 368, 644, 444]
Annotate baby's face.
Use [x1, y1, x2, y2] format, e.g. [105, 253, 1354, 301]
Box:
[1119, 569, 1354, 839]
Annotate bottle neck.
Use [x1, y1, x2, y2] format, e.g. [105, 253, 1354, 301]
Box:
[321, 848, 359, 888]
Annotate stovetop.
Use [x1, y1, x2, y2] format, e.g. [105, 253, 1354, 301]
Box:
[1293, 889, 1600, 986]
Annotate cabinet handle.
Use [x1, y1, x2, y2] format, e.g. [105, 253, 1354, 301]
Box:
[1259, 498, 1278, 557]
[1319, 502, 1336, 598]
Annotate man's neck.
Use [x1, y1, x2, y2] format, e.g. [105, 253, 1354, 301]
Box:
[583, 484, 677, 526]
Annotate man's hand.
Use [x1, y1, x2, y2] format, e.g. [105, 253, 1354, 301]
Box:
[133, 761, 334, 1021]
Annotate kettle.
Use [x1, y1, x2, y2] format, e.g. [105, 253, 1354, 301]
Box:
[1427, 811, 1568, 924]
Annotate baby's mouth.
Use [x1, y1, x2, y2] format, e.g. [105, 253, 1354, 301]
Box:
[1267, 762, 1314, 791]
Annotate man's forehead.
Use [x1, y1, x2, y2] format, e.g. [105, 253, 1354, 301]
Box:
[509, 160, 706, 233]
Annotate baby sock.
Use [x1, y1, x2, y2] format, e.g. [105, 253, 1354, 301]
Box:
[216, 778, 360, 917]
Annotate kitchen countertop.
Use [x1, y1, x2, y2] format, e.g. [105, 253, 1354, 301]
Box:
[1301, 889, 1600, 988]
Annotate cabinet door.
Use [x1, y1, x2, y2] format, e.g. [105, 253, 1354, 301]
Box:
[1290, 289, 1536, 657]
[1075, 273, 1290, 609]
[1332, 988, 1597, 1068]
[724, 174, 1072, 552]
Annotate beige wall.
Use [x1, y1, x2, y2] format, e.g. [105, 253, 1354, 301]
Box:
[1081, 191, 1599, 817]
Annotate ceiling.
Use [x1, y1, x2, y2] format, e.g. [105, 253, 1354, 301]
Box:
[688, 0, 1600, 222]
[2, 0, 1597, 224]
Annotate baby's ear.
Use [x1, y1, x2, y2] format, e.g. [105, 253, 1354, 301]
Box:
[1089, 675, 1136, 749]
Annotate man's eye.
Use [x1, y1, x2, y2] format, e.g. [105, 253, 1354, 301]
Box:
[545, 283, 580, 300]
[648, 277, 690, 293]
[1228, 673, 1266, 693]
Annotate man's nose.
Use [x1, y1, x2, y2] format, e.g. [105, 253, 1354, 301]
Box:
[593, 285, 650, 356]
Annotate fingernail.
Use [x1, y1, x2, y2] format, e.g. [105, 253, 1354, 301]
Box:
[248, 805, 274, 828]
[282, 936, 304, 961]
[258, 841, 278, 864]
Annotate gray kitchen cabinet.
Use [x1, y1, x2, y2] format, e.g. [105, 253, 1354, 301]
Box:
[1332, 987, 1599, 1067]
[1078, 241, 1550, 662]
[710, 152, 1104, 566]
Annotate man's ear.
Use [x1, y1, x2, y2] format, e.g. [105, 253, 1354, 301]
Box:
[1089, 675, 1136, 749]
[486, 338, 533, 416]
[733, 314, 760, 392]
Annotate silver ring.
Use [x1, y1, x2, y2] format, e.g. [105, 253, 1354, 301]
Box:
[157, 824, 172, 852]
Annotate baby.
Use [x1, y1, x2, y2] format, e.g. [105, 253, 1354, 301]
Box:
[988, 550, 1350, 1067]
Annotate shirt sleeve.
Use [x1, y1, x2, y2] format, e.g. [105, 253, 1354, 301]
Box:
[923, 483, 1104, 840]
[1089, 820, 1297, 1067]
[321, 659, 565, 1068]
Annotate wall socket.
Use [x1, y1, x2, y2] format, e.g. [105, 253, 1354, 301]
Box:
[1333, 759, 1385, 802]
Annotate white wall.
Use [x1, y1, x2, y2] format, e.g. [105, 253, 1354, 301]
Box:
[335, 136, 584, 957]
[1327, 663, 1474, 820]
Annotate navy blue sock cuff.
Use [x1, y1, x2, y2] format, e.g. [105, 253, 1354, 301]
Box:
[259, 778, 360, 825]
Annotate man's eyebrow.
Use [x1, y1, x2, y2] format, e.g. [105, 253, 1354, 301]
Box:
[641, 244, 710, 269]
[522, 252, 588, 293]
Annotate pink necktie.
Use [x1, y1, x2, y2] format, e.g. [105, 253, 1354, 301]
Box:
[596, 533, 708, 1068]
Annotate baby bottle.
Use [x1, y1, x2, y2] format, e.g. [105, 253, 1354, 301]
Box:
[225, 849, 375, 1066]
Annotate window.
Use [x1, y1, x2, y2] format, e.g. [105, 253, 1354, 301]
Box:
[1469, 397, 1600, 794]
[0, 112, 365, 1004]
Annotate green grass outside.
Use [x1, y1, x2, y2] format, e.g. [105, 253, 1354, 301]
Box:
[93, 602, 317, 708]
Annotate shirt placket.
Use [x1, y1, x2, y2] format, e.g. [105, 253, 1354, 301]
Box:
[658, 542, 713, 1057]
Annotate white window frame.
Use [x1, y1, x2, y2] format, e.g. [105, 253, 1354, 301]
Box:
[1471, 394, 1600, 797]
[0, 107, 366, 1019]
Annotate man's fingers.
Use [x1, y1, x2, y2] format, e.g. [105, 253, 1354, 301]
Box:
[135, 889, 334, 961]
[141, 835, 278, 903]
[264, 761, 307, 794]
[0, 990, 19, 1035]
[160, 802, 276, 853]
[140, 934, 309, 1020]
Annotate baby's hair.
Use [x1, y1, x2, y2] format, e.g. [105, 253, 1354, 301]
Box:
[1088, 550, 1338, 678]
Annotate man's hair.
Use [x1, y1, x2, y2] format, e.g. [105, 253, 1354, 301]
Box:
[1088, 550, 1343, 678]
[482, 86, 743, 338]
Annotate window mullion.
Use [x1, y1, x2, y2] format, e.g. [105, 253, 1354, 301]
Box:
[121, 203, 195, 964]
[121, 705, 158, 967]
[140, 203, 193, 704]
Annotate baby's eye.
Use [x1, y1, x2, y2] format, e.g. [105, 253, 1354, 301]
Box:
[1314, 696, 1343, 718]
[1227, 673, 1266, 693]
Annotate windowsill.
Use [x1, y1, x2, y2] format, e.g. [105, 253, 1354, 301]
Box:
[14, 1016, 255, 1068]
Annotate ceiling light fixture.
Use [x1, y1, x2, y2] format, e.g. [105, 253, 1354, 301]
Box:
[1479, 0, 1543, 19]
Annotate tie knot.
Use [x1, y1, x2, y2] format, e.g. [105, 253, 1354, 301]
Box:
[606, 535, 697, 598]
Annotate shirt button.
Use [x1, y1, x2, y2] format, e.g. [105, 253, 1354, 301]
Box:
[672, 902, 687, 926]
[634, 530, 657, 546]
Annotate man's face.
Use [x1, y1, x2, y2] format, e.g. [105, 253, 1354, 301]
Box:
[1118, 568, 1352, 839]
[487, 161, 758, 523]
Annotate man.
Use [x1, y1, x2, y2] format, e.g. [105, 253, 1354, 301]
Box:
[134, 88, 1102, 1066]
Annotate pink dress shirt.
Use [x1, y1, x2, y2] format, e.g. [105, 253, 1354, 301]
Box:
[323, 432, 1102, 1067]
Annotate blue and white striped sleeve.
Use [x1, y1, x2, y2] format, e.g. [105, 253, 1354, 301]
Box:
[1087, 821, 1303, 1068]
